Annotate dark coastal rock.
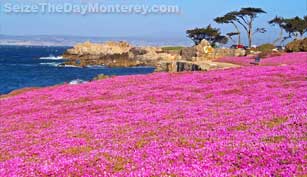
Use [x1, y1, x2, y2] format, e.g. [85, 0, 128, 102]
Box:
[176, 62, 202, 72]
[63, 52, 141, 67]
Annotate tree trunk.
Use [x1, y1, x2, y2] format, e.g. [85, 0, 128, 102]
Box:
[232, 23, 241, 45]
[248, 22, 253, 48]
[273, 28, 283, 45]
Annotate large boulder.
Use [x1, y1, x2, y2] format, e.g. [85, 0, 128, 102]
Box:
[194, 39, 213, 59]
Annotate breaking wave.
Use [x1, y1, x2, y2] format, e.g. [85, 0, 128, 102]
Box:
[39, 55, 63, 60]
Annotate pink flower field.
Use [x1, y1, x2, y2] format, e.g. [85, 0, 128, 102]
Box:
[0, 54, 307, 176]
[217, 52, 307, 66]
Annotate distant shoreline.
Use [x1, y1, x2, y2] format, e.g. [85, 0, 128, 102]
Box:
[0, 43, 73, 47]
[0, 35, 192, 47]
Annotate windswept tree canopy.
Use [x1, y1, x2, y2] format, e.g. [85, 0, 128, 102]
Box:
[234, 7, 266, 31]
[268, 16, 287, 44]
[214, 12, 238, 24]
[233, 7, 266, 47]
[186, 25, 228, 46]
[215, 12, 242, 45]
[227, 32, 240, 37]
[237, 7, 266, 19]
[282, 16, 307, 38]
[269, 16, 285, 27]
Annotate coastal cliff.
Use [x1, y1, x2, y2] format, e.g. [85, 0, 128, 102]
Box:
[63, 40, 246, 72]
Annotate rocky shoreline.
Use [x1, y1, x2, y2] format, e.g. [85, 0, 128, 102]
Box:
[62, 40, 246, 72]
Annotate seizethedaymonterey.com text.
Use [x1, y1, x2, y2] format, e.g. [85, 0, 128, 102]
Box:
[1, 2, 181, 15]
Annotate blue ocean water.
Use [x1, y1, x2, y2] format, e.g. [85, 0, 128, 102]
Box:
[0, 45, 155, 94]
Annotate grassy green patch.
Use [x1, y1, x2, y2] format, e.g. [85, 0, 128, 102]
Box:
[162, 46, 185, 51]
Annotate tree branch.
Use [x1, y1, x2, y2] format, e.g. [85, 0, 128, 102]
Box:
[236, 20, 248, 32]
[239, 16, 249, 25]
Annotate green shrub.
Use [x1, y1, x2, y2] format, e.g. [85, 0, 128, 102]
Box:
[286, 40, 302, 52]
[256, 43, 276, 58]
[300, 38, 307, 51]
[286, 38, 307, 52]
[257, 43, 276, 53]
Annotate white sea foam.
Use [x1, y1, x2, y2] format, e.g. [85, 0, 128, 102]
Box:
[39, 55, 63, 60]
[86, 65, 106, 69]
[39, 62, 60, 67]
[69, 79, 88, 85]
[62, 65, 82, 68]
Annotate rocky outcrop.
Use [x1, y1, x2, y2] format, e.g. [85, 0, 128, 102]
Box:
[65, 41, 132, 55]
[63, 41, 138, 67]
[63, 40, 246, 72]
[63, 41, 180, 67]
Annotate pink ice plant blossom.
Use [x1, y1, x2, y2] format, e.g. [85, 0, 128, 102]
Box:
[217, 52, 307, 66]
[0, 53, 306, 176]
